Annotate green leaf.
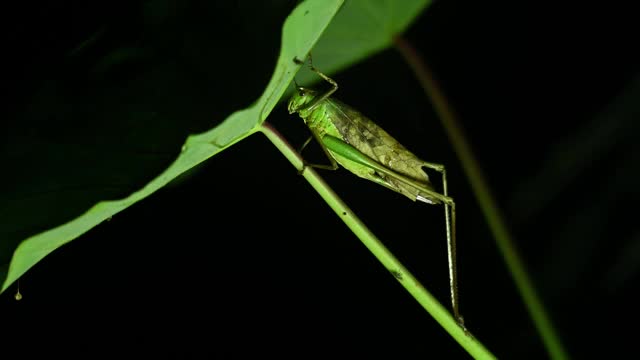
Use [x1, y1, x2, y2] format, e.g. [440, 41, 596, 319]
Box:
[293, 0, 431, 87]
[0, 0, 344, 293]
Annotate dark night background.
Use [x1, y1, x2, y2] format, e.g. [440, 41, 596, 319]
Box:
[1, 1, 637, 358]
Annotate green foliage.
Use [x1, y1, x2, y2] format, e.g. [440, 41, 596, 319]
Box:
[1, 0, 345, 292]
[1, 0, 432, 298]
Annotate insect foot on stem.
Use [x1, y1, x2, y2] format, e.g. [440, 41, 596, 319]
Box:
[456, 316, 472, 336]
[297, 163, 308, 176]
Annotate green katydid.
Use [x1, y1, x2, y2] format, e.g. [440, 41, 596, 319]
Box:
[288, 58, 464, 326]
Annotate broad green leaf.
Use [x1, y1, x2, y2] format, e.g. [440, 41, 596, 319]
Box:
[293, 0, 431, 87]
[1, 0, 344, 293]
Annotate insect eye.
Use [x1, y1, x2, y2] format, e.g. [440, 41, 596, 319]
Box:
[297, 87, 305, 96]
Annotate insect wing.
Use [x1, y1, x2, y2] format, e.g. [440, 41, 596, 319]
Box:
[325, 98, 432, 187]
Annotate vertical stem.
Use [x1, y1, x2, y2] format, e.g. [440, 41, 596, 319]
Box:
[393, 36, 568, 360]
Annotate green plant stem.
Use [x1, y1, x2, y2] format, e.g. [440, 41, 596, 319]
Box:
[260, 122, 496, 359]
[393, 36, 569, 360]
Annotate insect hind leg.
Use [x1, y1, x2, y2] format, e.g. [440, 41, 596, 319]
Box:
[422, 162, 463, 327]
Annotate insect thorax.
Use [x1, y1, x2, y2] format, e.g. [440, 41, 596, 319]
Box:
[288, 88, 340, 137]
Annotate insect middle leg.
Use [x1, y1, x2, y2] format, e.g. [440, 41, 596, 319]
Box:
[297, 132, 339, 174]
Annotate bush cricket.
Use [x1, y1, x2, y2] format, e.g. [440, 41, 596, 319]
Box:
[288, 58, 464, 326]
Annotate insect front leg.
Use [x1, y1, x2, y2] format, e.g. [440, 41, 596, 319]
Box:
[310, 67, 338, 97]
[298, 136, 314, 153]
[297, 56, 339, 113]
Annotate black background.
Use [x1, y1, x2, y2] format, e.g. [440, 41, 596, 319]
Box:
[1, 1, 637, 358]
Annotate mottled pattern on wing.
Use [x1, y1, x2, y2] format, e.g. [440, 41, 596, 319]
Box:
[324, 98, 436, 201]
[325, 98, 432, 182]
